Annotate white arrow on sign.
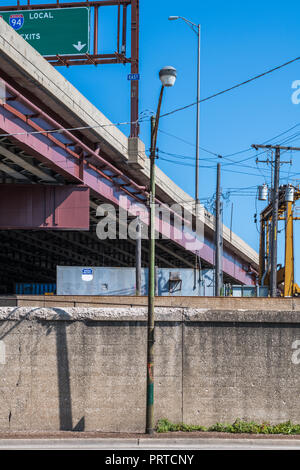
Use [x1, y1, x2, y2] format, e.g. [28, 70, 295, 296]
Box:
[73, 41, 86, 52]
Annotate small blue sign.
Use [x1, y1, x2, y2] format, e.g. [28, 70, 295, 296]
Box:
[9, 14, 24, 30]
[127, 73, 140, 81]
[82, 268, 93, 275]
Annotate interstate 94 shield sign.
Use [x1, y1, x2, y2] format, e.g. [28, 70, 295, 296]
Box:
[9, 14, 24, 30]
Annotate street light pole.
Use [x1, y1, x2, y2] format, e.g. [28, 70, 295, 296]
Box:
[169, 16, 201, 216]
[146, 67, 177, 435]
[195, 23, 201, 217]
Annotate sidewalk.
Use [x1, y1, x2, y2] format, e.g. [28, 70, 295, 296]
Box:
[0, 434, 300, 450]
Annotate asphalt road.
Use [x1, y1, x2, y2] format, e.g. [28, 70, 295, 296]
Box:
[0, 437, 300, 450]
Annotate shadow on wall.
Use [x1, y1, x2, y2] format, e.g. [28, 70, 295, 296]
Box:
[0, 307, 85, 431]
[54, 310, 85, 432]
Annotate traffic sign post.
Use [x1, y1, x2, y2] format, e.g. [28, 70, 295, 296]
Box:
[0, 7, 90, 56]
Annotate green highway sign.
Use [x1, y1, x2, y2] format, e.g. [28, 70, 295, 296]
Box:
[0, 7, 90, 56]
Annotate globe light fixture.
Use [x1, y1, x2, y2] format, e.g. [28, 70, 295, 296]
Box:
[159, 66, 177, 87]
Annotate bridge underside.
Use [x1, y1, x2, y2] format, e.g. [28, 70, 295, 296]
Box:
[0, 229, 219, 295]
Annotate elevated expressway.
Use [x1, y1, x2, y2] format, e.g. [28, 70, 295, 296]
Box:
[0, 19, 258, 293]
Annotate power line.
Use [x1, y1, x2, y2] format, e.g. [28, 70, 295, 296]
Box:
[2, 52, 300, 149]
[158, 129, 219, 157]
[158, 152, 300, 181]
[158, 155, 268, 177]
[227, 122, 300, 158]
[158, 149, 221, 163]
[159, 128, 270, 170]
[0, 119, 140, 139]
[158, 147, 294, 176]
[160, 54, 300, 118]
[159, 118, 300, 182]
[224, 184, 259, 190]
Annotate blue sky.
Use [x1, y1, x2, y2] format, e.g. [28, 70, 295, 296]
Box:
[2, 0, 300, 281]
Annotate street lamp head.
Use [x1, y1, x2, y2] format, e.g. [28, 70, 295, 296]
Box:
[159, 66, 177, 87]
[168, 16, 179, 20]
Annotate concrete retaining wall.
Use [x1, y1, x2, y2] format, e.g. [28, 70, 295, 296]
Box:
[0, 306, 300, 432]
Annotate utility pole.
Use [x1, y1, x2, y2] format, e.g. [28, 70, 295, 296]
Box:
[270, 147, 280, 297]
[252, 144, 298, 297]
[135, 216, 141, 295]
[215, 163, 223, 296]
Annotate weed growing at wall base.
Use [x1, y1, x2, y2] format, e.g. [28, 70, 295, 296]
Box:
[156, 418, 300, 435]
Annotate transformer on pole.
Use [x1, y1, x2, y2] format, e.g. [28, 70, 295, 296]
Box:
[252, 144, 300, 297]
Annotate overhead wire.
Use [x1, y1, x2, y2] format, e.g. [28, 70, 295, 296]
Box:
[2, 53, 300, 140]
[158, 120, 300, 179]
[158, 154, 268, 177]
[159, 54, 300, 118]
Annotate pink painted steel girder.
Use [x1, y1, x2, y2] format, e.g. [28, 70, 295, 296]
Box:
[1, 78, 194, 227]
[0, 184, 90, 229]
[1, 79, 146, 199]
